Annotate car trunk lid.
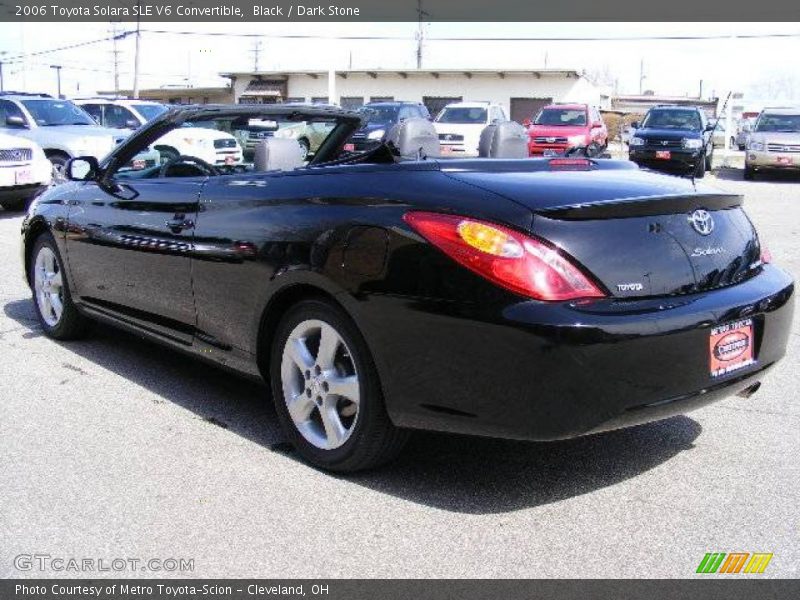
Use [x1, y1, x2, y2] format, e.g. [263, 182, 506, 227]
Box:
[441, 161, 762, 298]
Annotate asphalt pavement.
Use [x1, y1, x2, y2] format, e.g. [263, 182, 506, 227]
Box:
[1, 168, 798, 578]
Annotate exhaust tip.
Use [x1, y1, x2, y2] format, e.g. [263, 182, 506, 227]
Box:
[737, 381, 762, 399]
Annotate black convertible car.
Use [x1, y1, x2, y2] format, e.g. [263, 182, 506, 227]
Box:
[21, 105, 794, 472]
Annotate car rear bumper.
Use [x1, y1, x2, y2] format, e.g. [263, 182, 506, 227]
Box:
[629, 148, 702, 172]
[747, 151, 800, 170]
[0, 183, 47, 202]
[367, 265, 794, 441]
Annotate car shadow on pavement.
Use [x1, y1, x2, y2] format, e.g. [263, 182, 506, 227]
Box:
[5, 297, 702, 515]
[712, 168, 800, 183]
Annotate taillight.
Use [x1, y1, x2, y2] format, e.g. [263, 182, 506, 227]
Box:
[761, 244, 772, 264]
[403, 211, 605, 301]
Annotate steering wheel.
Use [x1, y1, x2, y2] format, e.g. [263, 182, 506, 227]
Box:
[158, 154, 220, 178]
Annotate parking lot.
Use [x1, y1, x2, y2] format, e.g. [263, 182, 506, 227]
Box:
[1, 168, 798, 579]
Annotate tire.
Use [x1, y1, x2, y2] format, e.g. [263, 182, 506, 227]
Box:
[270, 298, 408, 472]
[297, 138, 310, 160]
[694, 157, 706, 179]
[705, 150, 713, 170]
[46, 152, 70, 184]
[28, 233, 90, 340]
[744, 166, 755, 181]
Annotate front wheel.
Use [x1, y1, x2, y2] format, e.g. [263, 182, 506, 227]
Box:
[29, 234, 90, 339]
[270, 299, 408, 472]
[694, 157, 706, 179]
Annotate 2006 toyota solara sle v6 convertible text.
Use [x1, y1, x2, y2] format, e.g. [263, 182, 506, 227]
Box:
[21, 105, 794, 471]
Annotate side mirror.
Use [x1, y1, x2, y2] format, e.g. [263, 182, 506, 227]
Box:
[125, 119, 140, 129]
[630, 121, 639, 130]
[5, 115, 27, 128]
[66, 156, 100, 181]
[522, 118, 532, 128]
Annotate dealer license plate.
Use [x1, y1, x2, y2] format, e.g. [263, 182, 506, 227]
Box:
[343, 143, 355, 152]
[440, 145, 454, 155]
[543, 149, 559, 157]
[709, 318, 755, 378]
[14, 168, 33, 184]
[776, 156, 793, 165]
[655, 150, 671, 160]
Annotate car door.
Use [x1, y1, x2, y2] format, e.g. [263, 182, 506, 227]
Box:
[65, 166, 203, 344]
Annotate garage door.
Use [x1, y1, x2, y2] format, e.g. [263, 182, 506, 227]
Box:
[510, 98, 553, 124]
[423, 96, 463, 119]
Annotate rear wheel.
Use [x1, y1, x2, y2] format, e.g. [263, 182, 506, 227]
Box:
[29, 233, 90, 340]
[270, 299, 408, 472]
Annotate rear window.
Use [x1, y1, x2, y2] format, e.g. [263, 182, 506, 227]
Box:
[436, 107, 487, 124]
[642, 109, 702, 131]
[755, 113, 800, 133]
[534, 108, 587, 126]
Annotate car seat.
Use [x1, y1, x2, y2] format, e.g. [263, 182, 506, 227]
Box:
[478, 121, 529, 158]
[253, 138, 305, 171]
[385, 118, 441, 160]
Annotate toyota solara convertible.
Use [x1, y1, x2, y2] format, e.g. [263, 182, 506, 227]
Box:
[21, 105, 794, 471]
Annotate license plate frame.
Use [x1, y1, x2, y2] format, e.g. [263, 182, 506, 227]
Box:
[776, 156, 793, 165]
[14, 168, 33, 185]
[655, 150, 671, 160]
[709, 318, 755, 378]
[343, 143, 355, 152]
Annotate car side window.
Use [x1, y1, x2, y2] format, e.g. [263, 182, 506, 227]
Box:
[105, 105, 139, 129]
[0, 100, 27, 128]
[82, 104, 104, 126]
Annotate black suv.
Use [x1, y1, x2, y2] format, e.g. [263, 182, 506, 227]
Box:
[628, 105, 715, 178]
[347, 102, 431, 151]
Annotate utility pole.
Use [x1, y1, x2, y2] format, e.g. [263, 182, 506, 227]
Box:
[415, 0, 428, 69]
[132, 0, 141, 98]
[638, 59, 646, 95]
[251, 40, 262, 72]
[50, 65, 62, 98]
[699, 79, 703, 99]
[110, 22, 122, 95]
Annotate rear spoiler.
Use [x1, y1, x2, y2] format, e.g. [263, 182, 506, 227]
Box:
[536, 193, 743, 220]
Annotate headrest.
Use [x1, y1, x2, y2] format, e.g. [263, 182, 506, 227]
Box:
[385, 118, 441, 160]
[478, 121, 529, 158]
[254, 137, 305, 171]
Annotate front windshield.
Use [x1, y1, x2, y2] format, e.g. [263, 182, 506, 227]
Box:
[436, 107, 487, 124]
[134, 103, 168, 122]
[362, 106, 399, 124]
[21, 99, 95, 126]
[641, 109, 701, 131]
[755, 113, 800, 133]
[534, 108, 587, 126]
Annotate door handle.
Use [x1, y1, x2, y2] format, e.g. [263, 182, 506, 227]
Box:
[165, 217, 194, 233]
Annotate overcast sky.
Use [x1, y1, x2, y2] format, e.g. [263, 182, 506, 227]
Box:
[1, 22, 799, 106]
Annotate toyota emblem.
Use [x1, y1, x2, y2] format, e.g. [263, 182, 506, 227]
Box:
[689, 209, 714, 236]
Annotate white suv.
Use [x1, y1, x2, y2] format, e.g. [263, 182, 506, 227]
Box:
[0, 94, 140, 177]
[433, 101, 509, 157]
[75, 98, 243, 166]
[0, 132, 52, 211]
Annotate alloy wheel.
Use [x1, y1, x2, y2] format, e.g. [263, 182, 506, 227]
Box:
[280, 319, 360, 450]
[34, 246, 64, 327]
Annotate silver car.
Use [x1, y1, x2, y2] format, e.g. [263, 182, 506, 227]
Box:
[745, 108, 800, 180]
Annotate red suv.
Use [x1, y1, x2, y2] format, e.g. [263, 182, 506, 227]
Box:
[525, 104, 608, 156]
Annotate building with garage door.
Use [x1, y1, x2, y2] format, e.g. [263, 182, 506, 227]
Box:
[220, 69, 606, 122]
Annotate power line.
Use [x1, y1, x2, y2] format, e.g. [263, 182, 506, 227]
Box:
[3, 32, 133, 64]
[138, 28, 800, 42]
